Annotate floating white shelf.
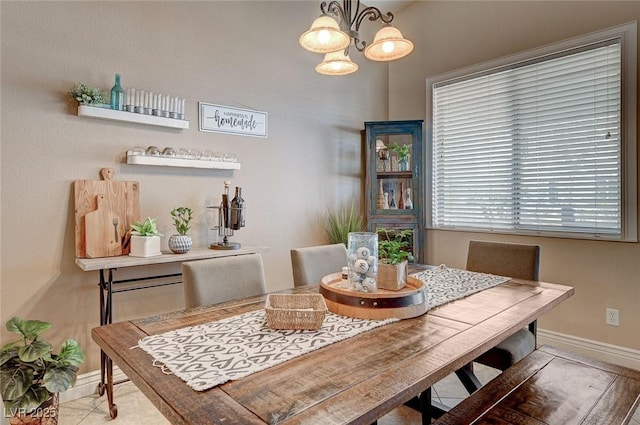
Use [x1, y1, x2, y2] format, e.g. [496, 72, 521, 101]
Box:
[78, 105, 189, 129]
[126, 152, 241, 170]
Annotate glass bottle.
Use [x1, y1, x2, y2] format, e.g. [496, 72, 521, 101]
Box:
[230, 187, 245, 230]
[405, 187, 414, 209]
[389, 188, 397, 209]
[110, 74, 124, 111]
[398, 182, 405, 209]
[221, 185, 231, 229]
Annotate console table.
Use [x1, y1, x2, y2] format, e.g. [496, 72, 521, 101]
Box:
[76, 246, 259, 416]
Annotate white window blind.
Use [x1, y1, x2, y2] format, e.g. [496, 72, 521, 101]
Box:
[429, 26, 638, 240]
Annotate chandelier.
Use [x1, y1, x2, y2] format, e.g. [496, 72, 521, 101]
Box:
[300, 0, 414, 76]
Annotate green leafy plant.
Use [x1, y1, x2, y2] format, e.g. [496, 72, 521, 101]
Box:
[377, 228, 414, 265]
[389, 143, 412, 160]
[130, 217, 163, 237]
[0, 317, 85, 413]
[324, 203, 366, 246]
[170, 207, 193, 235]
[68, 82, 107, 105]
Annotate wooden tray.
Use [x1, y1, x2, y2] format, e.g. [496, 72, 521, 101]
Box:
[320, 273, 429, 320]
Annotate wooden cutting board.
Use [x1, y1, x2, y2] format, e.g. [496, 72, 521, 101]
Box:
[85, 195, 122, 258]
[74, 168, 140, 258]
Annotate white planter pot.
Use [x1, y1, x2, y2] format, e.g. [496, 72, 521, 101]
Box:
[129, 235, 162, 257]
[168, 234, 193, 254]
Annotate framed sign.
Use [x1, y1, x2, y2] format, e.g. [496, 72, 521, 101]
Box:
[199, 102, 268, 138]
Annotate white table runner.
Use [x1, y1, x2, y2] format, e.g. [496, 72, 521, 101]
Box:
[138, 311, 396, 391]
[411, 264, 511, 309]
[138, 266, 510, 391]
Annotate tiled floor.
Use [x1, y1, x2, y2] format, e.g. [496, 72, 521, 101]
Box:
[60, 364, 640, 424]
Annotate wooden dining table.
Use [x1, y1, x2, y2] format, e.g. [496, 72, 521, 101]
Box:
[91, 267, 574, 424]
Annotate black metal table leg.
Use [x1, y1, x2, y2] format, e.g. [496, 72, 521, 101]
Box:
[455, 362, 482, 394]
[96, 268, 118, 418]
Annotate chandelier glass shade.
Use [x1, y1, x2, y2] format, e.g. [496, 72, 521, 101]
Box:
[365, 25, 414, 61]
[300, 0, 413, 75]
[299, 15, 350, 53]
[316, 50, 359, 75]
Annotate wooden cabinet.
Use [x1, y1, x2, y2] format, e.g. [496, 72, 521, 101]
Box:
[364, 120, 424, 263]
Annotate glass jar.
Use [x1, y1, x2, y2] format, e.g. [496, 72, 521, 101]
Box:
[347, 232, 378, 292]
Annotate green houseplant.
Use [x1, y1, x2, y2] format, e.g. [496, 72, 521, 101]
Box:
[68, 82, 107, 106]
[389, 142, 412, 172]
[0, 317, 85, 423]
[168, 207, 193, 254]
[129, 217, 163, 257]
[324, 203, 366, 246]
[376, 228, 414, 290]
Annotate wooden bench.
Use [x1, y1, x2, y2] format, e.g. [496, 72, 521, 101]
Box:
[434, 345, 640, 425]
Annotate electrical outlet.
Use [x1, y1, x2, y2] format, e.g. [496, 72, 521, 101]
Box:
[606, 308, 620, 326]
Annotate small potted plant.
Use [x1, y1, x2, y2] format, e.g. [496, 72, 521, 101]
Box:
[168, 207, 193, 254]
[0, 316, 85, 425]
[68, 82, 108, 106]
[389, 142, 412, 171]
[129, 217, 163, 257]
[377, 228, 414, 290]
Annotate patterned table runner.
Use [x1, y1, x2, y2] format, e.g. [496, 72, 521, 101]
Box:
[411, 265, 511, 309]
[138, 311, 396, 391]
[138, 266, 510, 391]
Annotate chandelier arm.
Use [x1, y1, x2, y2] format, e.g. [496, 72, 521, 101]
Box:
[321, 1, 350, 31]
[353, 7, 394, 32]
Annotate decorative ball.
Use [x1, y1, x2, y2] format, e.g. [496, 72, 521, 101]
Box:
[362, 277, 377, 292]
[353, 282, 365, 292]
[367, 255, 376, 265]
[354, 259, 369, 273]
[357, 246, 371, 258]
[349, 272, 362, 282]
[348, 253, 358, 264]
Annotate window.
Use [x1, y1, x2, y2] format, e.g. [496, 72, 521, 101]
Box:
[427, 22, 637, 241]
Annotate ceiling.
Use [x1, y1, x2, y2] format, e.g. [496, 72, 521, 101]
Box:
[364, 1, 414, 14]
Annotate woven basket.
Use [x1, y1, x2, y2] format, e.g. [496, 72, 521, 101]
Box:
[265, 294, 327, 330]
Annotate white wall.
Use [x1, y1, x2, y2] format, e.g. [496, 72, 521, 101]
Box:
[0, 1, 388, 373]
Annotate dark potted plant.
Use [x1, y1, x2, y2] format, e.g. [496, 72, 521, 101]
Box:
[0, 317, 85, 425]
[168, 207, 193, 254]
[377, 228, 414, 290]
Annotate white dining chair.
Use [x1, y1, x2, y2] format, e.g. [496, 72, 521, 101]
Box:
[182, 253, 267, 308]
[290, 243, 348, 287]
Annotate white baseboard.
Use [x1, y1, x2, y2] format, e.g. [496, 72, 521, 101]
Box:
[59, 366, 127, 404]
[537, 328, 640, 371]
[60, 329, 640, 404]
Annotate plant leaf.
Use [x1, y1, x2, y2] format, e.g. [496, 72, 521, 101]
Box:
[44, 365, 77, 393]
[56, 339, 85, 367]
[0, 347, 19, 366]
[16, 386, 51, 413]
[0, 367, 33, 401]
[6, 317, 51, 341]
[18, 339, 52, 363]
